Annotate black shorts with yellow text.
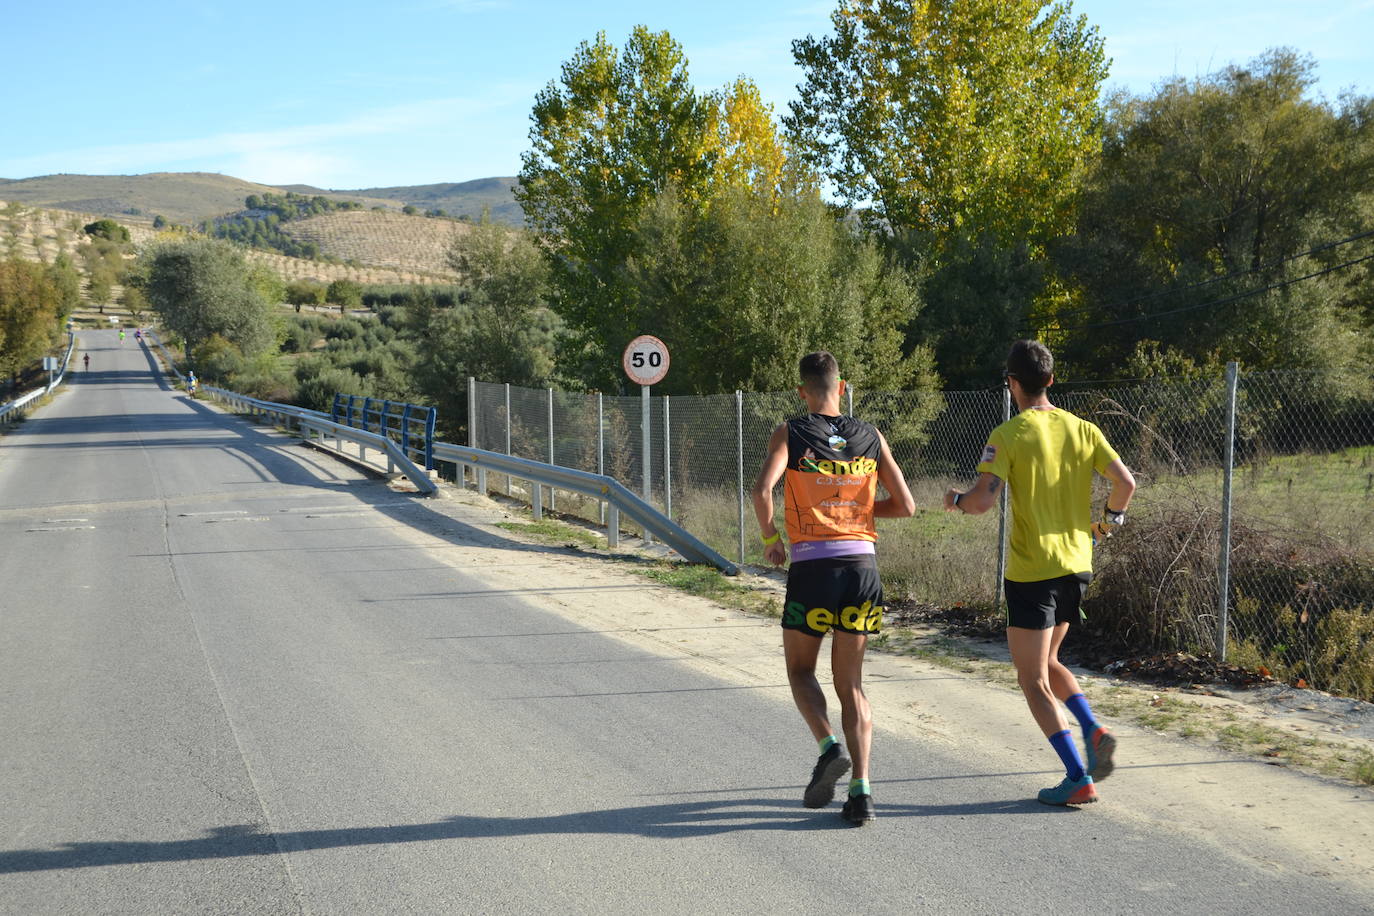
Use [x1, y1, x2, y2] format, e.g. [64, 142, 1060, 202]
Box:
[1003, 572, 1092, 630]
[783, 555, 884, 638]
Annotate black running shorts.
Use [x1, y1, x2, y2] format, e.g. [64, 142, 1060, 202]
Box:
[783, 555, 884, 638]
[1003, 572, 1092, 630]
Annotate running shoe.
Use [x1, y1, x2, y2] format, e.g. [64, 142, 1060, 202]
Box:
[803, 743, 851, 808]
[840, 792, 876, 826]
[1085, 726, 1117, 782]
[1037, 773, 1097, 806]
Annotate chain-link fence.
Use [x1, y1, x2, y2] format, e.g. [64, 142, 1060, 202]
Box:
[469, 368, 1374, 701]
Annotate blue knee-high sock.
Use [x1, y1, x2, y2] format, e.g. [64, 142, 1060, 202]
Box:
[1049, 729, 1086, 781]
[1064, 693, 1099, 738]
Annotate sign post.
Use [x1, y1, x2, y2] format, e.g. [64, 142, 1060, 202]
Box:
[622, 335, 671, 537]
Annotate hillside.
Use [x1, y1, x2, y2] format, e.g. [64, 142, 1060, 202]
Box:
[1, 201, 451, 290]
[280, 210, 462, 278]
[0, 173, 297, 226]
[280, 177, 522, 225]
[0, 171, 523, 229]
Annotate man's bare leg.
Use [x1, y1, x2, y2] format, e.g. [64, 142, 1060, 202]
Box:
[783, 628, 832, 742]
[830, 631, 871, 780]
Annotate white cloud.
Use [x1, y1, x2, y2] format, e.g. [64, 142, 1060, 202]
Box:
[0, 89, 536, 187]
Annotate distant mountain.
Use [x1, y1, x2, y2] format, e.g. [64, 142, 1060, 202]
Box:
[281, 177, 522, 225]
[0, 172, 522, 227]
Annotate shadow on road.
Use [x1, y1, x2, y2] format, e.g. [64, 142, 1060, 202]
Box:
[0, 795, 1044, 873]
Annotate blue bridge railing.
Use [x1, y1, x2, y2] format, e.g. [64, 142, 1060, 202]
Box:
[331, 394, 437, 470]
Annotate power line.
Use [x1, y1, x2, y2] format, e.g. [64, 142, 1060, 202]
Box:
[1030, 227, 1374, 328]
[1038, 250, 1374, 335]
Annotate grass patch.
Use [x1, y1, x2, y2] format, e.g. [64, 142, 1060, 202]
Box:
[495, 516, 603, 550]
[1354, 752, 1374, 786]
[635, 562, 780, 617]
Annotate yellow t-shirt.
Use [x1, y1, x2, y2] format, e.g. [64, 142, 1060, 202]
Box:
[977, 408, 1119, 582]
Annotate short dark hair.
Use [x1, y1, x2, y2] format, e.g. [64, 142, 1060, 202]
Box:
[799, 351, 840, 393]
[1006, 340, 1053, 395]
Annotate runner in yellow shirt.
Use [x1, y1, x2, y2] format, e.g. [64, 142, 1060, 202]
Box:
[944, 340, 1136, 805]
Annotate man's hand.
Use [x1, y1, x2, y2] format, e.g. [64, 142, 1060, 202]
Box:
[942, 488, 962, 512]
[1091, 507, 1127, 541]
[764, 540, 787, 567]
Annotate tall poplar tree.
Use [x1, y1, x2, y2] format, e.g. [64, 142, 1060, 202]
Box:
[788, 0, 1109, 254]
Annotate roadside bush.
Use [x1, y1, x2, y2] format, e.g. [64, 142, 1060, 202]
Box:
[1086, 500, 1374, 700]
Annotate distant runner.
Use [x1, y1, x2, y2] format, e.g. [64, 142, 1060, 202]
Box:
[83, 353, 90, 371]
[944, 340, 1136, 805]
[752, 351, 915, 826]
[119, 329, 125, 343]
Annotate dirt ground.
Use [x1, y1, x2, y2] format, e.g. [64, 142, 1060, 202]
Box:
[362, 473, 1374, 893]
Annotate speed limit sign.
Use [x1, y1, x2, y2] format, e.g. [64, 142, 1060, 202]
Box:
[622, 334, 670, 386]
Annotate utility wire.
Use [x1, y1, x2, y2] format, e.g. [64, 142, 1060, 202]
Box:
[1039, 250, 1374, 335]
[1030, 227, 1374, 328]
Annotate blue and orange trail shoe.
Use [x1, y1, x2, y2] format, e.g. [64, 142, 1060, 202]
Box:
[1086, 726, 1117, 782]
[840, 793, 876, 826]
[1037, 774, 1097, 806]
[803, 743, 851, 808]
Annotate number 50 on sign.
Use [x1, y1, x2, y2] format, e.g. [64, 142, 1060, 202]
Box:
[622, 335, 670, 387]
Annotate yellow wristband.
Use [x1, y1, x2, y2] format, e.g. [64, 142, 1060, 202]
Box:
[761, 531, 781, 545]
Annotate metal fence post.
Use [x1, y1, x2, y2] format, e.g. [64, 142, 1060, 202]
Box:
[994, 386, 1011, 613]
[1217, 361, 1240, 661]
[737, 390, 745, 565]
[664, 395, 672, 521]
[504, 382, 512, 496]
[598, 392, 606, 526]
[847, 382, 853, 417]
[469, 377, 484, 494]
[547, 386, 556, 512]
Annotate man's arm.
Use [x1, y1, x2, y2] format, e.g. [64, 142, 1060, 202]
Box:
[943, 472, 1003, 515]
[1091, 458, 1137, 539]
[1101, 458, 1136, 512]
[750, 424, 790, 566]
[873, 429, 916, 518]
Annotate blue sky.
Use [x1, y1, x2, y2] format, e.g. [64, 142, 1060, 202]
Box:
[3, 0, 1371, 189]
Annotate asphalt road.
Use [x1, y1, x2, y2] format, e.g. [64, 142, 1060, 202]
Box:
[1, 330, 1370, 915]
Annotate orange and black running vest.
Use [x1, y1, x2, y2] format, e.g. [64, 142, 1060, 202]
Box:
[783, 413, 881, 558]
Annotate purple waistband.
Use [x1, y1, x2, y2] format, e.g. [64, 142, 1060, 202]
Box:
[790, 539, 876, 562]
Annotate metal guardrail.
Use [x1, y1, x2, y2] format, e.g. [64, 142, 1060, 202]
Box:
[432, 441, 738, 574]
[1, 335, 77, 424]
[203, 387, 438, 496]
[331, 393, 437, 470]
[203, 387, 736, 573]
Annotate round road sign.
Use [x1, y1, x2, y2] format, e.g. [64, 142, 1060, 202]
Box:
[622, 334, 670, 386]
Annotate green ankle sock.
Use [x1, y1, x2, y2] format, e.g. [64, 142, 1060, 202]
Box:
[849, 777, 870, 797]
[819, 735, 838, 754]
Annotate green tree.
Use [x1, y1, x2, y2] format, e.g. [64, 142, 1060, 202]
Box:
[136, 237, 275, 355]
[83, 218, 131, 244]
[1051, 49, 1374, 374]
[285, 279, 327, 312]
[787, 0, 1108, 254]
[517, 26, 715, 377]
[407, 216, 560, 423]
[0, 258, 64, 391]
[620, 179, 935, 395]
[326, 279, 363, 314]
